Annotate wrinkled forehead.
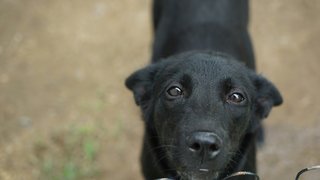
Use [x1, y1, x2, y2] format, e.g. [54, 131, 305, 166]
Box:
[159, 54, 249, 85]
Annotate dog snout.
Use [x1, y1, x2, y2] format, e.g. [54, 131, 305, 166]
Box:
[186, 132, 222, 159]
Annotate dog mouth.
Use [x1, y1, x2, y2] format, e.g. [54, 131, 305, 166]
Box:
[177, 169, 220, 180]
[164, 147, 228, 180]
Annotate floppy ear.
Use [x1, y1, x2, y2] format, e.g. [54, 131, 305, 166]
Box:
[125, 64, 159, 106]
[249, 73, 283, 131]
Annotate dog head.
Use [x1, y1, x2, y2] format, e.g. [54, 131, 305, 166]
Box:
[126, 51, 282, 179]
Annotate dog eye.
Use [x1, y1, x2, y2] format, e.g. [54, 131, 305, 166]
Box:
[166, 86, 183, 97]
[227, 92, 245, 104]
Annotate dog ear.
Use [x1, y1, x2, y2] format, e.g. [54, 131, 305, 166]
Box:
[125, 64, 159, 106]
[250, 73, 283, 131]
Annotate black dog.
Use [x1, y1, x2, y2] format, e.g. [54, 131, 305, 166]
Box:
[126, 0, 282, 179]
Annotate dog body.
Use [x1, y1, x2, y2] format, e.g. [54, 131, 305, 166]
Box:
[152, 0, 254, 68]
[126, 0, 282, 179]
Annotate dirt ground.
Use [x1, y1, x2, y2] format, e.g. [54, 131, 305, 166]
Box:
[0, 0, 319, 180]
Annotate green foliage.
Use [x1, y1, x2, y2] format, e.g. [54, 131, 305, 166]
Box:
[34, 123, 101, 180]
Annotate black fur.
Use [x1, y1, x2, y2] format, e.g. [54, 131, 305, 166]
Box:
[126, 1, 282, 179]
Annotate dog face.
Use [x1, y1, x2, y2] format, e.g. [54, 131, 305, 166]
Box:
[126, 52, 282, 179]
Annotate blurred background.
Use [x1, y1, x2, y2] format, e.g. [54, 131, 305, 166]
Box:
[0, 0, 319, 179]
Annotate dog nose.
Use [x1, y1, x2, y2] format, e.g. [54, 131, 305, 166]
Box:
[186, 132, 222, 159]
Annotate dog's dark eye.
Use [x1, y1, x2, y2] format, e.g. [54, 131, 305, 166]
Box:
[227, 92, 245, 104]
[166, 86, 183, 97]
